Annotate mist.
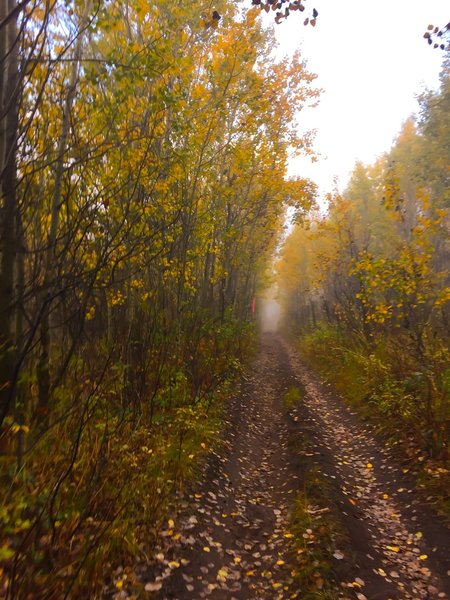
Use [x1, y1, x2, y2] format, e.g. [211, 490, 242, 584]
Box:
[259, 297, 282, 333]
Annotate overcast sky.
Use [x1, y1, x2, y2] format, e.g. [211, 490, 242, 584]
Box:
[270, 0, 449, 202]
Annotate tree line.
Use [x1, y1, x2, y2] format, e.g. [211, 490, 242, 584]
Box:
[0, 1, 317, 595]
[278, 59, 450, 459]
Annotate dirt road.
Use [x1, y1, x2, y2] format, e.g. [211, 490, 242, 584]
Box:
[147, 334, 450, 599]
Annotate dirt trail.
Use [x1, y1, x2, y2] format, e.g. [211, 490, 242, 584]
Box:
[146, 334, 450, 599]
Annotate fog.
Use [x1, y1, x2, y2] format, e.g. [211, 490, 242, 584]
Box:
[259, 297, 282, 333]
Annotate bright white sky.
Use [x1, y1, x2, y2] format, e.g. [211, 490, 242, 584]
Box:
[270, 0, 449, 202]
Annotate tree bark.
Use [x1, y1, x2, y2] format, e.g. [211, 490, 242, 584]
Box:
[0, 0, 20, 425]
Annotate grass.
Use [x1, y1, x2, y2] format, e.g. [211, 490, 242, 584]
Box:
[289, 477, 344, 599]
[283, 386, 302, 410]
[283, 388, 348, 599]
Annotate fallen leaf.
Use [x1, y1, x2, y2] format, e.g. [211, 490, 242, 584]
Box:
[390, 570, 399, 578]
[145, 581, 163, 592]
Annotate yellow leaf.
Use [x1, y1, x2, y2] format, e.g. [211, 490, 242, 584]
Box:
[203, 546, 210, 552]
[419, 554, 428, 561]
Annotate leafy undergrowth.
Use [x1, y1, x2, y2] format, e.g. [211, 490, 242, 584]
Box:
[1, 398, 225, 598]
[0, 327, 253, 598]
[297, 325, 450, 522]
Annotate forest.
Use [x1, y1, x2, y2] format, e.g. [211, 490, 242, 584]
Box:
[0, 1, 449, 598]
[278, 71, 450, 461]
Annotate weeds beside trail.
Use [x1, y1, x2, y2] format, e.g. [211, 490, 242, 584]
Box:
[299, 325, 450, 521]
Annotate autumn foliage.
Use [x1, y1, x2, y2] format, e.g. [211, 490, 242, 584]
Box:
[0, 1, 317, 596]
[278, 62, 450, 463]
